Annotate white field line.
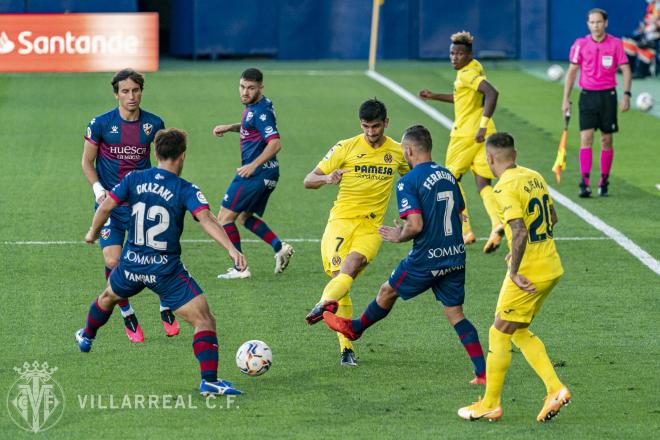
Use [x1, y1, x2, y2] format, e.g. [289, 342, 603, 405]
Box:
[366, 69, 660, 276]
[1, 236, 611, 246]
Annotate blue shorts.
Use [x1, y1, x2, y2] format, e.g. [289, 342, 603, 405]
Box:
[97, 205, 129, 249]
[221, 173, 278, 216]
[109, 261, 204, 310]
[388, 261, 466, 307]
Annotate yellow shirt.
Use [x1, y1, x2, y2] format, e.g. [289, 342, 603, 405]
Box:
[494, 166, 564, 281]
[317, 134, 409, 225]
[452, 59, 496, 137]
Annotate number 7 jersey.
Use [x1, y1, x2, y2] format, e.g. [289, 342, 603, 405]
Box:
[493, 166, 563, 281]
[108, 168, 210, 275]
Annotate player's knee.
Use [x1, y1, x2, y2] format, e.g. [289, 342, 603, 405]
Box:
[443, 306, 465, 325]
[104, 256, 120, 269]
[98, 288, 121, 309]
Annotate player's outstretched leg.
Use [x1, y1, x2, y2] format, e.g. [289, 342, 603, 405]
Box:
[75, 288, 120, 352]
[242, 215, 294, 273]
[174, 295, 241, 396]
[450, 315, 486, 385]
[160, 305, 180, 337]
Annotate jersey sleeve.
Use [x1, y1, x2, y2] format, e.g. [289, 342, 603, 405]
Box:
[108, 172, 131, 204]
[185, 183, 211, 219]
[494, 184, 523, 224]
[459, 67, 486, 91]
[85, 116, 102, 146]
[396, 178, 422, 219]
[615, 39, 628, 66]
[255, 108, 280, 143]
[317, 142, 347, 174]
[569, 39, 582, 65]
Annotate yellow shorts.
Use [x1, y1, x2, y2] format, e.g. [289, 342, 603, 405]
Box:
[445, 135, 496, 180]
[320, 218, 382, 276]
[495, 276, 561, 324]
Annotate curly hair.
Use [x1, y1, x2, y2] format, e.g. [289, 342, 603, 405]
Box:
[450, 31, 474, 48]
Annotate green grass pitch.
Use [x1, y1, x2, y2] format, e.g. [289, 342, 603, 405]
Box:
[0, 60, 658, 439]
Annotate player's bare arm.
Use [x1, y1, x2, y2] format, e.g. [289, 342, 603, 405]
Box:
[81, 140, 106, 203]
[236, 138, 281, 178]
[418, 89, 454, 103]
[212, 123, 241, 137]
[507, 218, 536, 293]
[475, 80, 499, 143]
[303, 167, 349, 189]
[562, 64, 580, 114]
[378, 214, 423, 243]
[85, 195, 119, 243]
[196, 208, 247, 271]
[619, 63, 632, 112]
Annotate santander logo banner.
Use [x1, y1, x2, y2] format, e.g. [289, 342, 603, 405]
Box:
[0, 13, 158, 72]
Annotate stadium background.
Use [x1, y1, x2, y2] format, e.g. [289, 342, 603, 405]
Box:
[0, 0, 647, 61]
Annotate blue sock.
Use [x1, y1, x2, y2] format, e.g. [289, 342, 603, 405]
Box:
[454, 319, 486, 377]
[351, 299, 390, 334]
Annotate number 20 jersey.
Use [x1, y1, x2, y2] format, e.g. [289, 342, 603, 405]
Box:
[108, 168, 210, 275]
[493, 166, 563, 281]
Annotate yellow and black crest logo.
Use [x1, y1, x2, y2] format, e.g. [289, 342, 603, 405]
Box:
[331, 256, 342, 266]
[383, 153, 393, 164]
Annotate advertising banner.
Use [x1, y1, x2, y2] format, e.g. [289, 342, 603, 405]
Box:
[0, 13, 158, 72]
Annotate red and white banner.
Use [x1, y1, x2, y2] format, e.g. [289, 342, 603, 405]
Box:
[0, 13, 159, 72]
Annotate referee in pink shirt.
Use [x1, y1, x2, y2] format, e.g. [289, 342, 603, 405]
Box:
[563, 8, 632, 198]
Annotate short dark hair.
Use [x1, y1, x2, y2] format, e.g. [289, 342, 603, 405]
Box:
[587, 8, 607, 21]
[112, 68, 144, 93]
[450, 31, 474, 51]
[359, 98, 387, 121]
[155, 128, 187, 160]
[241, 68, 263, 83]
[486, 132, 515, 149]
[402, 125, 432, 152]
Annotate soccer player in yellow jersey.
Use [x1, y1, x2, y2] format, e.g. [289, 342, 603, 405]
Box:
[458, 133, 572, 423]
[419, 31, 504, 253]
[303, 99, 409, 365]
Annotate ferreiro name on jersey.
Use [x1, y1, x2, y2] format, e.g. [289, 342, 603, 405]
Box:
[422, 169, 456, 190]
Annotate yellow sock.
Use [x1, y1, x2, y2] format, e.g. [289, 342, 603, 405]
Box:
[335, 294, 353, 351]
[321, 273, 354, 302]
[512, 328, 563, 395]
[458, 182, 472, 235]
[482, 326, 512, 409]
[479, 185, 502, 230]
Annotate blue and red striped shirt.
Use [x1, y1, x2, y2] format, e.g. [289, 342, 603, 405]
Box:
[85, 107, 165, 192]
[239, 96, 280, 176]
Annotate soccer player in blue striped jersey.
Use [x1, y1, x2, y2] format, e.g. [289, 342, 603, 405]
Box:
[81, 68, 178, 342]
[76, 128, 245, 396]
[323, 125, 486, 384]
[212, 68, 294, 280]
